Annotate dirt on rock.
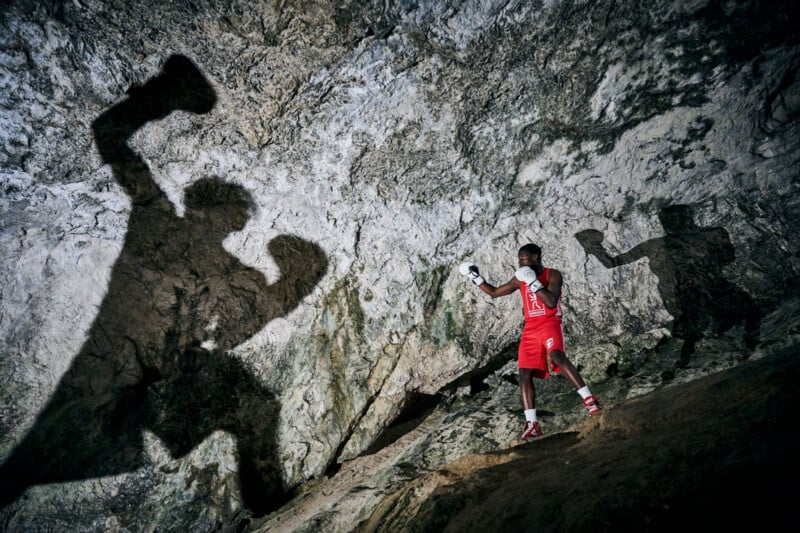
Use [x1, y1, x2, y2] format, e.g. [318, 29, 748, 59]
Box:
[356, 347, 799, 532]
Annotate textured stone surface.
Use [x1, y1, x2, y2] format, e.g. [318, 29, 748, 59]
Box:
[356, 345, 800, 532]
[1, 0, 799, 530]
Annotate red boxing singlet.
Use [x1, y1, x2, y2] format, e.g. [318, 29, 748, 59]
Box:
[517, 267, 564, 376]
[519, 267, 562, 324]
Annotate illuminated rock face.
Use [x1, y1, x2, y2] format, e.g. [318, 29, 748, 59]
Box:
[0, 0, 798, 529]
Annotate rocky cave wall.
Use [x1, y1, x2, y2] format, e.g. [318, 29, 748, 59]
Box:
[1, 0, 798, 529]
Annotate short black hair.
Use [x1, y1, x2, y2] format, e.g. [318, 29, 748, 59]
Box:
[518, 243, 541, 256]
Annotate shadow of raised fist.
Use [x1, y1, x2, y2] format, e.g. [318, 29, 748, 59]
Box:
[91, 55, 218, 166]
[268, 234, 329, 302]
[575, 229, 606, 256]
[126, 54, 216, 119]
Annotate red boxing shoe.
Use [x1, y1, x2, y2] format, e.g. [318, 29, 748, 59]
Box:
[521, 420, 543, 439]
[583, 395, 602, 415]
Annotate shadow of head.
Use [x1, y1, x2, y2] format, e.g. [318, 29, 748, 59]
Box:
[659, 204, 697, 236]
[184, 177, 255, 234]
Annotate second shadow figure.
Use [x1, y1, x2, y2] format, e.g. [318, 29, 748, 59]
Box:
[576, 205, 760, 365]
[0, 55, 328, 517]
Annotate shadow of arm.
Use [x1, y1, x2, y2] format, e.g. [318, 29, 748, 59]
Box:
[575, 229, 648, 268]
[92, 105, 162, 201]
[90, 55, 216, 202]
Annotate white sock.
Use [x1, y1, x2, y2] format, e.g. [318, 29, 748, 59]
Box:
[577, 386, 592, 400]
[524, 409, 537, 422]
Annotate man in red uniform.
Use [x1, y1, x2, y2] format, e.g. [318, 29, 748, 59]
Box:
[459, 243, 601, 439]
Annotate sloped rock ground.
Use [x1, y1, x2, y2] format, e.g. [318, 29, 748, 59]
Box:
[356, 344, 800, 532]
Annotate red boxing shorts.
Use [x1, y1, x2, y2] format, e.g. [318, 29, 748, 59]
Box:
[518, 320, 564, 378]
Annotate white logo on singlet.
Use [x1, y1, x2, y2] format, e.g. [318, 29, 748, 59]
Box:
[526, 285, 545, 317]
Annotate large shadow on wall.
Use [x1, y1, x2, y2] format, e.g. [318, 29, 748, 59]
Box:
[575, 204, 760, 365]
[0, 55, 328, 517]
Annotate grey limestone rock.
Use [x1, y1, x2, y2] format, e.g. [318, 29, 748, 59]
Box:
[1, 0, 798, 530]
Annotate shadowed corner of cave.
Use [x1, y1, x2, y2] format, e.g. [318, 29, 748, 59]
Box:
[320, 390, 443, 479]
[450, 343, 520, 398]
[343, 344, 520, 467]
[355, 392, 444, 462]
[0, 54, 329, 520]
[576, 203, 763, 367]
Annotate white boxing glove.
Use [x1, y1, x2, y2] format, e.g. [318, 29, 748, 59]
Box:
[515, 266, 543, 292]
[459, 262, 485, 286]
